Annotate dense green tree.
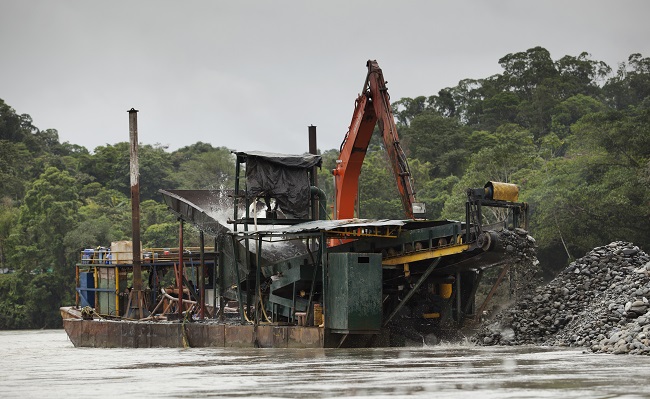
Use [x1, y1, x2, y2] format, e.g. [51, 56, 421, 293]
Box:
[0, 140, 32, 199]
[358, 150, 403, 219]
[0, 99, 37, 144]
[409, 158, 458, 220]
[401, 113, 470, 178]
[441, 78, 485, 126]
[0, 198, 18, 268]
[550, 94, 606, 140]
[604, 54, 650, 109]
[142, 223, 179, 248]
[554, 52, 611, 98]
[8, 167, 80, 274]
[429, 88, 456, 118]
[83, 142, 175, 201]
[170, 141, 219, 168]
[172, 146, 235, 190]
[0, 273, 28, 328]
[1, 168, 80, 329]
[442, 124, 541, 222]
[315, 148, 339, 218]
[393, 96, 429, 126]
[497, 47, 558, 98]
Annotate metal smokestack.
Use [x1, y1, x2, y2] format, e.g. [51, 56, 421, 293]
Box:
[308, 125, 318, 186]
[308, 125, 318, 221]
[308, 125, 317, 157]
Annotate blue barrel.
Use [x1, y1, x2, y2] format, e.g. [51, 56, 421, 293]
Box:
[79, 272, 95, 307]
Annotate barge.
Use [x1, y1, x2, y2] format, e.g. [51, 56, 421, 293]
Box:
[62, 151, 530, 348]
[62, 61, 532, 348]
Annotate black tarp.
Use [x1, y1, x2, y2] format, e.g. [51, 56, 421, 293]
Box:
[234, 151, 322, 219]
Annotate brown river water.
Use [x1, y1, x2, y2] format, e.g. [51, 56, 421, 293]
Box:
[1, 329, 649, 398]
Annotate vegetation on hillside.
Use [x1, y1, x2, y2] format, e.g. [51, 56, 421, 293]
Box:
[1, 47, 648, 328]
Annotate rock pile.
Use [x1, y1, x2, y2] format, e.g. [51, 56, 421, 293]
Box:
[498, 228, 538, 263]
[474, 241, 650, 355]
[496, 228, 541, 297]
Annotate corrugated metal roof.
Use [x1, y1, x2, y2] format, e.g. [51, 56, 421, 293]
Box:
[159, 189, 231, 237]
[254, 219, 407, 234]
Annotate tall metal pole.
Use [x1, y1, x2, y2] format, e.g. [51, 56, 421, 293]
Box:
[217, 237, 225, 320]
[308, 125, 318, 218]
[199, 231, 205, 320]
[178, 220, 184, 317]
[308, 126, 317, 160]
[128, 108, 144, 318]
[309, 125, 318, 253]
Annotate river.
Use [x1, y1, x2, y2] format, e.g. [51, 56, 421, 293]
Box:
[1, 329, 649, 398]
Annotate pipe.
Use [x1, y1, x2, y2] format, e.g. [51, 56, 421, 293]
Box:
[308, 125, 319, 222]
[255, 236, 262, 326]
[310, 186, 327, 220]
[199, 231, 205, 320]
[178, 220, 184, 317]
[475, 264, 510, 317]
[455, 272, 461, 322]
[232, 235, 245, 324]
[308, 125, 317, 155]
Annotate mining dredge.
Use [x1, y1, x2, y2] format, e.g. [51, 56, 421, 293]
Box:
[62, 60, 529, 348]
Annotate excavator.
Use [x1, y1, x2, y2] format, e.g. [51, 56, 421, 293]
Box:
[333, 60, 421, 220]
[157, 60, 532, 348]
[322, 60, 531, 342]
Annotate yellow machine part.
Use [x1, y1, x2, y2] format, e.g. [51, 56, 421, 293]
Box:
[439, 283, 453, 299]
[485, 181, 519, 202]
[313, 303, 323, 326]
[422, 313, 440, 319]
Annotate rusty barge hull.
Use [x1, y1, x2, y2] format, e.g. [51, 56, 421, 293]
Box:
[63, 318, 330, 348]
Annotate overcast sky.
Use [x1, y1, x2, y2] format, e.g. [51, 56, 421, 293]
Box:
[1, 1, 649, 155]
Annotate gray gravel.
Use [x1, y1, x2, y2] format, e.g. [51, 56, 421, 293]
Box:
[474, 241, 650, 355]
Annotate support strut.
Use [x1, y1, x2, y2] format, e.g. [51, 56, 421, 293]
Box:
[383, 257, 441, 327]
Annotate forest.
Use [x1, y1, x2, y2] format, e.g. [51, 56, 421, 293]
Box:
[0, 46, 648, 329]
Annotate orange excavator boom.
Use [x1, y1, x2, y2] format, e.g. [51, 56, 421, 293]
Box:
[333, 60, 417, 220]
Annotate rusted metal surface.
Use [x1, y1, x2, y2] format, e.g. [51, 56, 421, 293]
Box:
[178, 220, 184, 316]
[484, 181, 519, 202]
[202, 324, 226, 347]
[224, 325, 254, 347]
[309, 125, 318, 202]
[199, 231, 205, 320]
[475, 264, 511, 317]
[272, 326, 289, 348]
[254, 326, 274, 348]
[127, 108, 146, 319]
[63, 319, 326, 348]
[128, 108, 142, 292]
[287, 326, 323, 348]
[184, 324, 232, 347]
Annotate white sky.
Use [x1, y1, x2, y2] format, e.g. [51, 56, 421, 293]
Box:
[1, 1, 648, 155]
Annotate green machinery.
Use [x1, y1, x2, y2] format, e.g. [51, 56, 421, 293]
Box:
[159, 152, 529, 346]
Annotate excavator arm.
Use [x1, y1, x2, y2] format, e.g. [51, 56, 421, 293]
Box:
[333, 60, 418, 220]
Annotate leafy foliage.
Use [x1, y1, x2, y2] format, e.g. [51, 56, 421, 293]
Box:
[0, 47, 649, 328]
